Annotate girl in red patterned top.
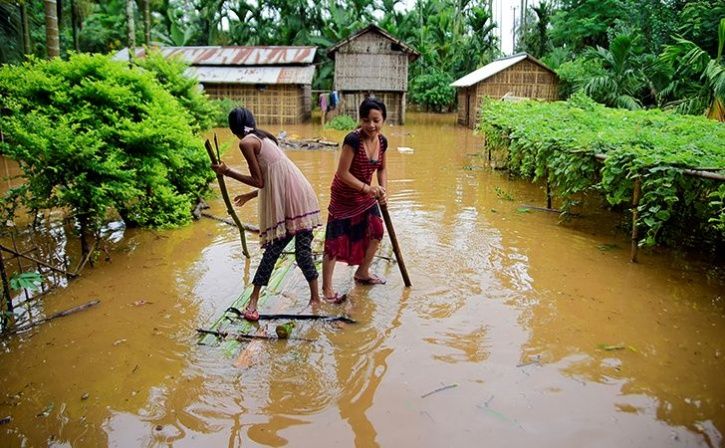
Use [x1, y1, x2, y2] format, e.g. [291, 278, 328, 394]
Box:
[322, 98, 388, 303]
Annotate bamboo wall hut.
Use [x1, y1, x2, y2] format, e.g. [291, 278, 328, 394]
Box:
[116, 46, 317, 125]
[451, 53, 558, 128]
[328, 24, 419, 125]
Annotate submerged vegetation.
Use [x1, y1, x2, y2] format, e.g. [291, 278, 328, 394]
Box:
[480, 94, 725, 250]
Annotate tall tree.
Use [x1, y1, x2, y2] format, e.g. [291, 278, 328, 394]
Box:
[142, 0, 150, 45]
[44, 0, 60, 58]
[584, 33, 646, 110]
[20, 0, 31, 54]
[126, 0, 135, 58]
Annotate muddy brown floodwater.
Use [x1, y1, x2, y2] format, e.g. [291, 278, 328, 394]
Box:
[1, 113, 724, 447]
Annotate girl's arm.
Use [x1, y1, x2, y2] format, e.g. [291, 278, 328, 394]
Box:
[336, 144, 384, 197]
[234, 190, 258, 207]
[212, 138, 265, 188]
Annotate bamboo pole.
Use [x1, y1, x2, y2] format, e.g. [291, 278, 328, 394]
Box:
[0, 244, 77, 277]
[379, 203, 412, 287]
[204, 139, 251, 258]
[594, 153, 725, 182]
[2, 299, 99, 337]
[630, 178, 642, 263]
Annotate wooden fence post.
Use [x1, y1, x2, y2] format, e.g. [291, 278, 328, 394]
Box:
[630, 177, 642, 263]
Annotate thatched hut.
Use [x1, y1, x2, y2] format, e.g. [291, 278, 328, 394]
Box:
[116, 46, 317, 125]
[451, 53, 558, 128]
[328, 24, 419, 125]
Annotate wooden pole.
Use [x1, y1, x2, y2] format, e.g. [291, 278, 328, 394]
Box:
[379, 203, 412, 287]
[0, 250, 14, 330]
[630, 178, 642, 263]
[545, 169, 552, 209]
[204, 139, 251, 258]
[2, 299, 100, 337]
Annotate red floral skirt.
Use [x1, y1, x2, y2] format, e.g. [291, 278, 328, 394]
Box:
[324, 204, 384, 265]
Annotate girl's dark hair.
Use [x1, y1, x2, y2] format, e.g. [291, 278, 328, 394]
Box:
[359, 98, 387, 120]
[228, 107, 278, 145]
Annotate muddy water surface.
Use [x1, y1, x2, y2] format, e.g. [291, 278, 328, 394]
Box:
[1, 113, 724, 447]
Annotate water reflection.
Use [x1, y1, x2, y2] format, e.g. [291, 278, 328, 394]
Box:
[0, 114, 723, 447]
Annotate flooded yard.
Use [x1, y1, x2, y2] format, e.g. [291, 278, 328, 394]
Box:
[1, 113, 723, 447]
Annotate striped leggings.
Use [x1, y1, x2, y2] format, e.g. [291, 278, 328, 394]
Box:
[252, 230, 318, 286]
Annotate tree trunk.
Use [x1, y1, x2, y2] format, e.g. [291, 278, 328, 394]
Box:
[126, 0, 136, 61]
[143, 0, 151, 45]
[70, 0, 79, 51]
[44, 0, 60, 58]
[20, 1, 31, 55]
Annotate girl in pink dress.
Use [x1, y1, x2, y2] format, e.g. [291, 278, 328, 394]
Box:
[212, 108, 322, 321]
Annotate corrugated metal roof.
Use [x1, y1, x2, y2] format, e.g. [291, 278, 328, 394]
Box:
[451, 54, 528, 87]
[451, 53, 556, 87]
[189, 66, 315, 85]
[115, 46, 317, 66]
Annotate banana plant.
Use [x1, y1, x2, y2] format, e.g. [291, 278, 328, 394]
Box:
[659, 18, 725, 121]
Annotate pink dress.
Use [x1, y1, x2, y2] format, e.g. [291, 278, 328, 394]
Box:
[245, 134, 321, 247]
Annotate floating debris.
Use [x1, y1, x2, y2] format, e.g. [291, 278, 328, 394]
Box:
[421, 383, 458, 398]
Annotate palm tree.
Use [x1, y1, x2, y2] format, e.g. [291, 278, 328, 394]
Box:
[44, 0, 60, 58]
[659, 18, 725, 121]
[584, 33, 645, 110]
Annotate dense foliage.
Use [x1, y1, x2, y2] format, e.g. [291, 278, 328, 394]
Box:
[480, 95, 725, 249]
[324, 114, 357, 131]
[2, 0, 721, 117]
[0, 53, 213, 254]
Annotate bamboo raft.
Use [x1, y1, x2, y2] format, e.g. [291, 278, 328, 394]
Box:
[197, 229, 396, 358]
[197, 235, 308, 354]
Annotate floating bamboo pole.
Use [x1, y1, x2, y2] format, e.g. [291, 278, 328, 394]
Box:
[379, 203, 412, 287]
[2, 299, 100, 337]
[204, 138, 250, 258]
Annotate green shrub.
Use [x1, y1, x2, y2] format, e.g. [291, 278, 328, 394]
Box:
[555, 58, 606, 99]
[0, 53, 214, 245]
[409, 70, 456, 112]
[325, 114, 357, 130]
[135, 50, 216, 132]
[209, 98, 241, 128]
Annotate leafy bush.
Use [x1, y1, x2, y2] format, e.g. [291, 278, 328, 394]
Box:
[0, 53, 213, 252]
[409, 70, 456, 112]
[555, 58, 606, 99]
[325, 115, 357, 130]
[480, 94, 725, 249]
[209, 98, 241, 128]
[135, 50, 216, 132]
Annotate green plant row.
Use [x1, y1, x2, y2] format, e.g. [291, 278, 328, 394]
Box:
[479, 94, 725, 248]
